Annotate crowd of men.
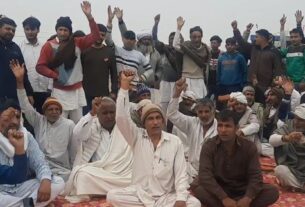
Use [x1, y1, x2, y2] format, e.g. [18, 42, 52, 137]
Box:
[1, 1, 305, 207]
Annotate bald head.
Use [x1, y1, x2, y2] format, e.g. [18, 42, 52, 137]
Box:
[97, 97, 116, 132]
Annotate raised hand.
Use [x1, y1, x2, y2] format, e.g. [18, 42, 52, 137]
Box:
[174, 77, 188, 98]
[10, 59, 25, 83]
[295, 10, 304, 24]
[107, 6, 115, 23]
[246, 23, 254, 32]
[281, 77, 294, 95]
[90, 97, 103, 116]
[120, 70, 136, 90]
[231, 20, 238, 30]
[154, 14, 161, 24]
[81, 1, 93, 19]
[114, 7, 123, 21]
[8, 129, 25, 155]
[177, 16, 185, 30]
[280, 14, 287, 26]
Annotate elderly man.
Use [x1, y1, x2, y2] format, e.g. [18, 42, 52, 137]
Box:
[36, 1, 100, 123]
[270, 104, 305, 191]
[193, 109, 279, 207]
[64, 97, 133, 198]
[173, 17, 211, 99]
[107, 71, 201, 207]
[11, 60, 75, 181]
[167, 77, 217, 183]
[131, 99, 152, 128]
[0, 99, 64, 207]
[230, 92, 261, 153]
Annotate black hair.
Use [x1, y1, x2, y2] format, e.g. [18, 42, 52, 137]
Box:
[123, 30, 136, 40]
[217, 109, 239, 126]
[0, 17, 17, 28]
[73, 30, 86, 37]
[97, 24, 107, 33]
[290, 28, 303, 37]
[195, 98, 215, 111]
[210, 35, 222, 44]
[22, 16, 41, 30]
[190, 26, 202, 35]
[225, 37, 237, 45]
[0, 98, 21, 113]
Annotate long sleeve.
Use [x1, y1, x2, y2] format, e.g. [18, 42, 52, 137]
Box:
[118, 20, 128, 38]
[167, 97, 195, 135]
[280, 31, 287, 49]
[75, 18, 100, 50]
[174, 141, 190, 201]
[239, 54, 248, 85]
[269, 134, 285, 147]
[245, 144, 263, 199]
[216, 57, 222, 85]
[241, 113, 260, 136]
[17, 89, 43, 128]
[36, 42, 58, 79]
[233, 29, 252, 58]
[116, 89, 140, 147]
[110, 49, 118, 94]
[0, 154, 28, 185]
[105, 25, 115, 47]
[27, 133, 52, 181]
[152, 23, 158, 43]
[297, 23, 305, 44]
[173, 29, 182, 52]
[198, 142, 228, 200]
[243, 30, 250, 41]
[72, 112, 95, 142]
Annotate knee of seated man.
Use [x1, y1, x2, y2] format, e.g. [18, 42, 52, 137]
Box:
[274, 165, 290, 178]
[51, 176, 65, 192]
[106, 189, 120, 202]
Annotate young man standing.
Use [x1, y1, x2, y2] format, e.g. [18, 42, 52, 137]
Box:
[36, 1, 100, 123]
[20, 17, 51, 113]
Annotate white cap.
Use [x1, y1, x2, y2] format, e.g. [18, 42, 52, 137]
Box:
[136, 99, 152, 111]
[182, 91, 197, 102]
[229, 92, 248, 104]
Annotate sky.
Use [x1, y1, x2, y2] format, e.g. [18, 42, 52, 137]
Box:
[2, 0, 305, 48]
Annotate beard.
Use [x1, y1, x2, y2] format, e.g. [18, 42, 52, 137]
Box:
[137, 44, 154, 55]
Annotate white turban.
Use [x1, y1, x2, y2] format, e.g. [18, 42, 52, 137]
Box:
[182, 91, 197, 102]
[230, 92, 247, 104]
[137, 32, 152, 41]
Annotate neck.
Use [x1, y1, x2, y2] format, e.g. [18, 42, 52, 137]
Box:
[222, 137, 237, 153]
[27, 38, 37, 45]
[123, 46, 133, 51]
[202, 120, 214, 131]
[211, 48, 219, 53]
[260, 42, 269, 49]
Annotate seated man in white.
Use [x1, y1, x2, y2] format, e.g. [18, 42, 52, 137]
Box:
[107, 71, 201, 207]
[167, 77, 218, 183]
[0, 99, 64, 207]
[270, 104, 305, 191]
[230, 92, 261, 153]
[11, 60, 75, 181]
[64, 97, 133, 199]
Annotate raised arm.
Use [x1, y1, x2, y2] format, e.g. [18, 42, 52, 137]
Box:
[280, 15, 287, 49]
[173, 16, 185, 51]
[75, 1, 100, 50]
[243, 23, 253, 41]
[295, 10, 305, 43]
[116, 71, 141, 147]
[232, 20, 252, 56]
[167, 77, 195, 133]
[152, 14, 160, 43]
[105, 5, 116, 47]
[115, 7, 127, 38]
[10, 60, 42, 126]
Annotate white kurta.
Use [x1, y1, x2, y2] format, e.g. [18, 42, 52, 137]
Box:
[64, 114, 133, 197]
[107, 89, 201, 207]
[17, 89, 75, 180]
[167, 97, 218, 182]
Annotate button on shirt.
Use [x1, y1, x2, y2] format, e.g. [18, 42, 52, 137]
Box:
[19, 39, 52, 92]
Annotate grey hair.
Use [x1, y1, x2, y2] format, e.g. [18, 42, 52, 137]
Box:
[194, 98, 215, 111]
[101, 96, 116, 105]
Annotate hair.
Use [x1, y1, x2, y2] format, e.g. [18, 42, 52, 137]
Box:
[101, 97, 116, 105]
[97, 24, 107, 33]
[290, 28, 303, 37]
[210, 35, 222, 44]
[225, 37, 237, 45]
[217, 109, 239, 126]
[123, 30, 136, 40]
[0, 98, 21, 113]
[0, 17, 17, 28]
[22, 16, 41, 29]
[190, 26, 203, 35]
[73, 30, 86, 37]
[195, 98, 215, 111]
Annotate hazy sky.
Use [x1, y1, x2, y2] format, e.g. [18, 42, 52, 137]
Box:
[2, 0, 305, 47]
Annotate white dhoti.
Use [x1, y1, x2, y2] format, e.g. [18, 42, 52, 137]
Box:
[159, 81, 176, 114]
[150, 89, 161, 105]
[184, 78, 207, 99]
[274, 165, 303, 189]
[64, 125, 133, 197]
[0, 176, 64, 207]
[107, 185, 201, 207]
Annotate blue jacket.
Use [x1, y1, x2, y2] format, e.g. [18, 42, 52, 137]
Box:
[217, 51, 247, 86]
[0, 154, 28, 184]
[0, 39, 33, 102]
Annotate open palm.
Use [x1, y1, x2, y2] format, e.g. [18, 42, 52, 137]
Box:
[81, 1, 92, 17]
[10, 59, 25, 82]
